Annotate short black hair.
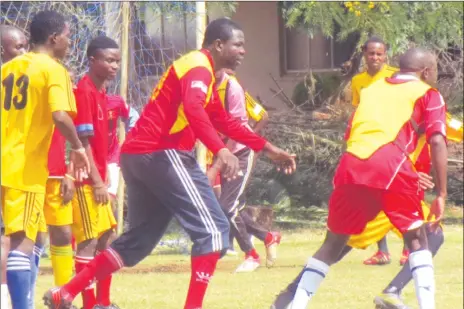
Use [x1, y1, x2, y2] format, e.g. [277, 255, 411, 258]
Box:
[362, 35, 388, 52]
[202, 18, 242, 48]
[86, 35, 119, 59]
[30, 10, 67, 45]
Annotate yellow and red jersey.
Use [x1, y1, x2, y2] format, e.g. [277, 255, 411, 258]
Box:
[1, 52, 76, 193]
[338, 76, 447, 194]
[351, 64, 398, 107]
[122, 49, 266, 156]
[74, 75, 109, 186]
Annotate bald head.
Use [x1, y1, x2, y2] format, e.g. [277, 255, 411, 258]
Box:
[0, 25, 27, 63]
[399, 48, 436, 72]
[399, 48, 438, 86]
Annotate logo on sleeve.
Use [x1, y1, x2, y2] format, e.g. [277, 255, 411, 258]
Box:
[191, 81, 208, 94]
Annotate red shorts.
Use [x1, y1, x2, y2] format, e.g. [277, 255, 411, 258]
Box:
[327, 184, 424, 235]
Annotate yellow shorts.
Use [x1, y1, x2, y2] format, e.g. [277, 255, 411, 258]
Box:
[38, 212, 47, 233]
[72, 185, 117, 244]
[43, 178, 73, 226]
[347, 201, 435, 249]
[1, 186, 45, 241]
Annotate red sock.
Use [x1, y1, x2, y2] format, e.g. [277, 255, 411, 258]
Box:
[184, 252, 220, 309]
[96, 251, 112, 306]
[246, 248, 260, 259]
[64, 249, 124, 302]
[74, 256, 96, 309]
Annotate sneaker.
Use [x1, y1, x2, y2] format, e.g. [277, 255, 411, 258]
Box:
[265, 231, 282, 268]
[363, 251, 391, 265]
[374, 293, 410, 309]
[235, 256, 260, 273]
[399, 250, 410, 266]
[270, 289, 294, 309]
[43, 288, 74, 309]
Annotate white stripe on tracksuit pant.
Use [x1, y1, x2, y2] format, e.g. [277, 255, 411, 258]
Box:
[110, 150, 230, 267]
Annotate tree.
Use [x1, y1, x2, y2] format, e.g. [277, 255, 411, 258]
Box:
[282, 1, 463, 55]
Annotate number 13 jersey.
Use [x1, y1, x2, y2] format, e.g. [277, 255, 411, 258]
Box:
[1, 52, 76, 193]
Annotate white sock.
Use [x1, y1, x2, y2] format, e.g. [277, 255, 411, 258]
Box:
[409, 250, 435, 309]
[291, 257, 329, 309]
[1, 283, 10, 309]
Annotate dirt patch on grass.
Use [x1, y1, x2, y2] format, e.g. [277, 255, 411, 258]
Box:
[39, 259, 301, 276]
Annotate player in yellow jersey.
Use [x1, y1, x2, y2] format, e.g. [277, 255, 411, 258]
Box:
[0, 23, 28, 309]
[351, 36, 398, 108]
[350, 36, 400, 265]
[1, 10, 89, 309]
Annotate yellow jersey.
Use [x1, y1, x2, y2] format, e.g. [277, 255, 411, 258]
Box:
[1, 52, 76, 193]
[351, 64, 398, 107]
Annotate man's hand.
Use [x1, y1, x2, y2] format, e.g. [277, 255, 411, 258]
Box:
[216, 148, 240, 181]
[93, 184, 109, 205]
[418, 172, 435, 191]
[263, 142, 296, 174]
[60, 177, 75, 205]
[69, 148, 90, 182]
[428, 195, 445, 233]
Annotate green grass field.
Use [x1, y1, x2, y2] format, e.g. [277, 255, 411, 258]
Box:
[34, 222, 463, 309]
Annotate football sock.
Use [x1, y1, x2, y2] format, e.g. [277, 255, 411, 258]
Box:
[409, 250, 435, 309]
[28, 244, 44, 309]
[64, 249, 123, 301]
[291, 257, 329, 308]
[7, 250, 31, 309]
[1, 283, 10, 309]
[75, 256, 97, 309]
[184, 252, 220, 309]
[377, 236, 389, 254]
[50, 244, 74, 286]
[385, 228, 444, 294]
[95, 251, 113, 306]
[246, 248, 260, 259]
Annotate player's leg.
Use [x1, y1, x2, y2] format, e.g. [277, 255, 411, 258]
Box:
[219, 148, 262, 272]
[1, 209, 11, 309]
[44, 154, 171, 308]
[2, 186, 44, 309]
[29, 220, 48, 309]
[154, 150, 229, 309]
[71, 185, 101, 309]
[44, 179, 74, 287]
[95, 204, 118, 308]
[271, 184, 381, 309]
[374, 223, 444, 309]
[400, 238, 410, 266]
[364, 235, 391, 265]
[383, 192, 435, 309]
[240, 207, 282, 267]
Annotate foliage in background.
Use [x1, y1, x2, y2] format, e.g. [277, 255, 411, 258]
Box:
[245, 2, 463, 214]
[282, 1, 463, 55]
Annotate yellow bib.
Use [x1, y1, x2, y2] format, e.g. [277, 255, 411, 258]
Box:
[347, 79, 431, 159]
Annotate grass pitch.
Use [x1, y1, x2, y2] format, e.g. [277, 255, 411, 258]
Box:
[34, 220, 463, 309]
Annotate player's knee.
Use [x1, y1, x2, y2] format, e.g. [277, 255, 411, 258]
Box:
[49, 226, 72, 246]
[76, 238, 98, 256]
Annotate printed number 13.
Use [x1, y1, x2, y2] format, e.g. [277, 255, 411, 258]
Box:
[2, 73, 29, 110]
